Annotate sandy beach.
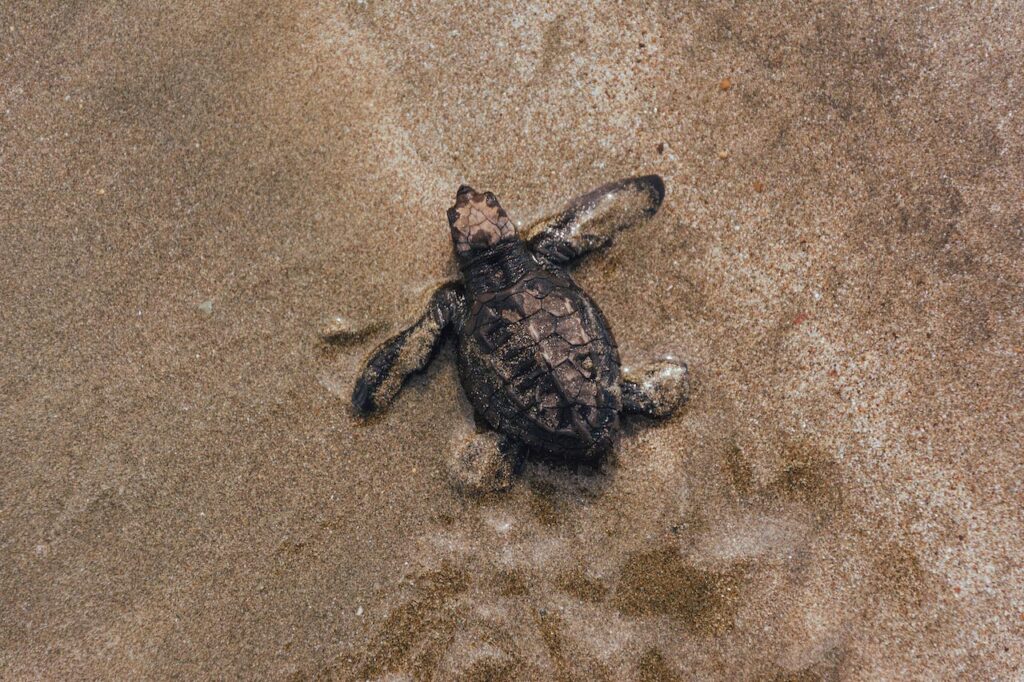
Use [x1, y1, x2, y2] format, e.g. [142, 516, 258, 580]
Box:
[2, 2, 1022, 679]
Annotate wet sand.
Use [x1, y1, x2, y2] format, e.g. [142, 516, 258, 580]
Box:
[2, 2, 1022, 679]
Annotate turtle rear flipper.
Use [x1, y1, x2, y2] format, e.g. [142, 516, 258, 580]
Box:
[446, 432, 525, 495]
[621, 359, 690, 419]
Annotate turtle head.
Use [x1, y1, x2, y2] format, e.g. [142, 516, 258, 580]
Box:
[446, 184, 518, 261]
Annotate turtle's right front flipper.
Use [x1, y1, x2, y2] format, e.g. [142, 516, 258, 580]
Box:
[352, 282, 466, 416]
[525, 174, 665, 265]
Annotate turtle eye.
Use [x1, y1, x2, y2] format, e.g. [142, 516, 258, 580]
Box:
[446, 207, 459, 225]
[484, 192, 498, 207]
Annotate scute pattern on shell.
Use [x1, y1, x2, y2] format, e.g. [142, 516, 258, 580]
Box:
[458, 264, 622, 459]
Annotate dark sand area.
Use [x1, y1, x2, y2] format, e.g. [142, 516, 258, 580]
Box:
[2, 2, 1022, 679]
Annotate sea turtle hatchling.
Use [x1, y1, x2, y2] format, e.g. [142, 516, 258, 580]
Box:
[347, 175, 689, 492]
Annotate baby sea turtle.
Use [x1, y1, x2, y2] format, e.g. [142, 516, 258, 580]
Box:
[349, 175, 689, 492]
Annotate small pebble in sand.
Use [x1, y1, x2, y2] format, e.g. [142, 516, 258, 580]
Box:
[718, 150, 730, 160]
[197, 299, 214, 315]
[719, 77, 732, 91]
[656, 142, 665, 154]
[356, 606, 364, 616]
[317, 371, 347, 399]
[318, 315, 378, 345]
[753, 180, 765, 193]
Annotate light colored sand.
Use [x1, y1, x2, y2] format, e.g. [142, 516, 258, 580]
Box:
[2, 2, 1022, 679]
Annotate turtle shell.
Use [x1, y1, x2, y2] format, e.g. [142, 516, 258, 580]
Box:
[456, 265, 622, 460]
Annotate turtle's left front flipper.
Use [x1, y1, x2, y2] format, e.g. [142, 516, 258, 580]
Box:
[525, 174, 665, 266]
[351, 282, 466, 416]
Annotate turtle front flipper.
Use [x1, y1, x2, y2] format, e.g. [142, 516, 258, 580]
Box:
[352, 282, 466, 415]
[524, 175, 665, 265]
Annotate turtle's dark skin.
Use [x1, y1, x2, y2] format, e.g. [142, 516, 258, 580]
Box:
[349, 175, 689, 492]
